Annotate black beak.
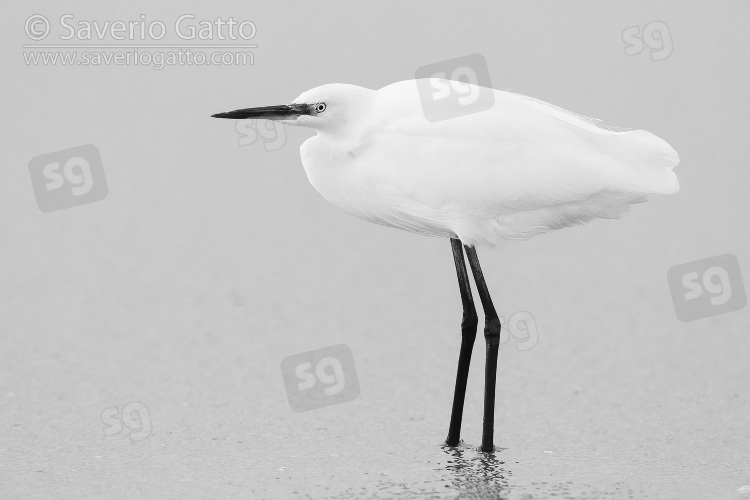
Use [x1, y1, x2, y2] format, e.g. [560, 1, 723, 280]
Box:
[211, 103, 310, 120]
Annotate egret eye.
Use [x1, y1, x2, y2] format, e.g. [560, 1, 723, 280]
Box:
[314, 103, 326, 113]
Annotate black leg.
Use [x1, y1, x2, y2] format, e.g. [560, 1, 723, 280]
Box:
[464, 245, 501, 452]
[445, 238, 478, 447]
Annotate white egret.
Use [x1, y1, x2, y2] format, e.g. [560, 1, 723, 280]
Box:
[212, 80, 679, 452]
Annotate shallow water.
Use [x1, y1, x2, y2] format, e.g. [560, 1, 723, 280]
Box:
[2, 261, 748, 498]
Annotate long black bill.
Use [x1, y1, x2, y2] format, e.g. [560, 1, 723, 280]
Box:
[211, 103, 310, 120]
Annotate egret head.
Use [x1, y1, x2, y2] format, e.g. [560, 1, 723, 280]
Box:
[212, 83, 376, 136]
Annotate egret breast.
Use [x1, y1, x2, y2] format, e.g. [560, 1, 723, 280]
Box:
[300, 136, 364, 216]
[299, 135, 458, 240]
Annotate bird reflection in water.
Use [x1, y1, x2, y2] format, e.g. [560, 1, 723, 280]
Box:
[439, 444, 510, 498]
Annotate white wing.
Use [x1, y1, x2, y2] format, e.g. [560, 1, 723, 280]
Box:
[348, 80, 679, 243]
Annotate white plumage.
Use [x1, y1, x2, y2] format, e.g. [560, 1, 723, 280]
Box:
[212, 80, 680, 450]
[281, 80, 679, 246]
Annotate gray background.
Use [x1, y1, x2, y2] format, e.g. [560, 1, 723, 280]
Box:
[2, 1, 749, 498]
